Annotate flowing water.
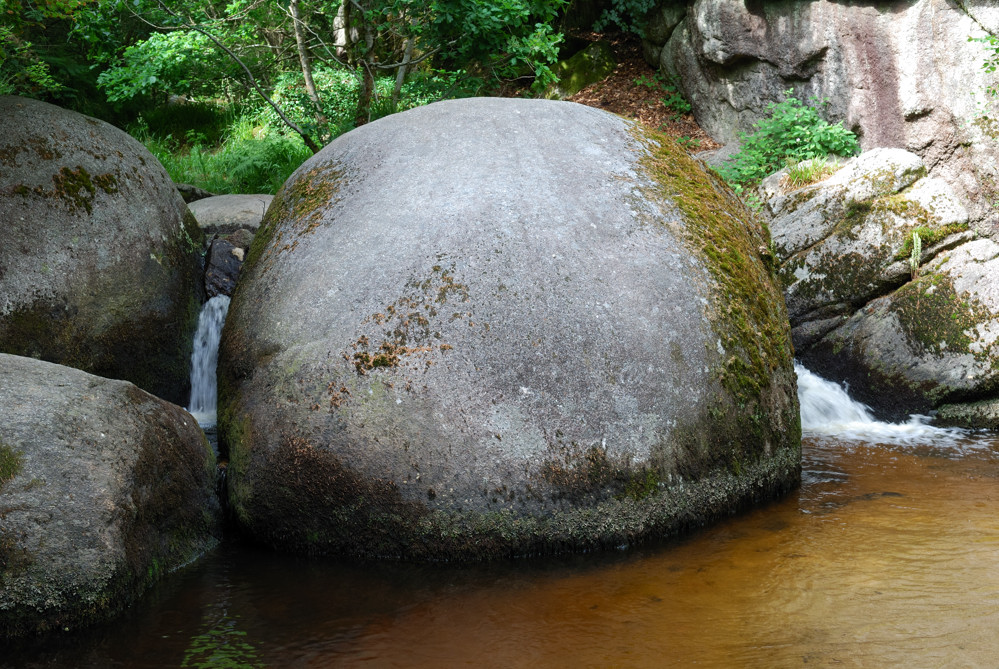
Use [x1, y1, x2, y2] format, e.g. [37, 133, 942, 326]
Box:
[7, 366, 999, 667]
[186, 295, 230, 429]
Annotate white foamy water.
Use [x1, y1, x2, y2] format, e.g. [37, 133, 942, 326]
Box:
[795, 363, 978, 448]
[187, 295, 230, 428]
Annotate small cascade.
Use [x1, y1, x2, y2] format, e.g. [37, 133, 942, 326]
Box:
[795, 363, 975, 448]
[187, 295, 230, 429]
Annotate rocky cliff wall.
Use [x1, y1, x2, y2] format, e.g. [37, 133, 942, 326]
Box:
[649, 0, 999, 225]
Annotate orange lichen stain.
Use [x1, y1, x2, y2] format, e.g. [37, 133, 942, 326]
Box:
[335, 262, 470, 393]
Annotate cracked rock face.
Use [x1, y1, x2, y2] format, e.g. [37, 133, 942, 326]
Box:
[217, 97, 800, 561]
[654, 0, 999, 224]
[766, 148, 999, 423]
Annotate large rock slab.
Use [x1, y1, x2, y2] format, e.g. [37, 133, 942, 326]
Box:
[0, 354, 221, 638]
[810, 239, 999, 419]
[188, 194, 272, 236]
[218, 97, 800, 561]
[763, 148, 999, 421]
[768, 149, 968, 341]
[656, 0, 999, 223]
[0, 96, 203, 405]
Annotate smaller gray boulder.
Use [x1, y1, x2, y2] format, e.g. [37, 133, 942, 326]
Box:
[203, 238, 243, 298]
[0, 96, 204, 405]
[0, 354, 221, 638]
[188, 194, 273, 236]
[641, 3, 687, 67]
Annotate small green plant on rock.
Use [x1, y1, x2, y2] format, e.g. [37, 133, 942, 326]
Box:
[674, 135, 701, 150]
[718, 91, 859, 188]
[634, 72, 692, 121]
[909, 230, 922, 280]
[893, 223, 968, 262]
[781, 157, 841, 190]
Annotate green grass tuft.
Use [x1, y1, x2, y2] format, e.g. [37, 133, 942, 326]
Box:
[0, 442, 24, 488]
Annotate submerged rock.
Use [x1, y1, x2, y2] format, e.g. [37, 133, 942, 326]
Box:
[219, 97, 799, 561]
[203, 238, 242, 298]
[0, 354, 221, 639]
[0, 96, 203, 405]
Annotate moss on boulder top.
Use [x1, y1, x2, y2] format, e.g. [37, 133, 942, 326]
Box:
[0, 96, 204, 405]
[219, 97, 799, 562]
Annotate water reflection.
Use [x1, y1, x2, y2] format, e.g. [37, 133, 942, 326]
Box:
[7, 366, 999, 666]
[7, 433, 999, 667]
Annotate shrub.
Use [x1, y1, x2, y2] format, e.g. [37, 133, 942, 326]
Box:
[634, 72, 691, 121]
[718, 91, 859, 187]
[595, 0, 657, 36]
[139, 101, 233, 148]
[260, 66, 477, 146]
[136, 115, 312, 195]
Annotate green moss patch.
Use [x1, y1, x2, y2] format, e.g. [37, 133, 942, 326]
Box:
[628, 127, 801, 488]
[633, 128, 794, 451]
[10, 165, 120, 215]
[547, 41, 616, 99]
[245, 163, 346, 274]
[888, 272, 985, 356]
[0, 442, 24, 489]
[894, 223, 969, 261]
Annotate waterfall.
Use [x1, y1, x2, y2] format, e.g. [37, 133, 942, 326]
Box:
[795, 363, 975, 447]
[187, 295, 230, 428]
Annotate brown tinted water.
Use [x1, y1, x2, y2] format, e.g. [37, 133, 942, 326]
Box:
[7, 434, 999, 668]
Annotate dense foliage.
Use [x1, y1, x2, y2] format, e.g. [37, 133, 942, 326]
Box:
[718, 91, 859, 188]
[1, 0, 571, 192]
[594, 0, 656, 35]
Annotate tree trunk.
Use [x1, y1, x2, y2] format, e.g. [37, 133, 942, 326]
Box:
[333, 0, 353, 61]
[290, 0, 325, 137]
[354, 19, 376, 127]
[392, 27, 416, 112]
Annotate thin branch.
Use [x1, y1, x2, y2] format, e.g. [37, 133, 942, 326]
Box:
[151, 0, 321, 153]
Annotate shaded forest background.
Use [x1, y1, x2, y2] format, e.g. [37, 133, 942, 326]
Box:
[2, 0, 700, 193]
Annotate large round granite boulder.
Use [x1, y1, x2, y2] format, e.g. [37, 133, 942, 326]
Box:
[0, 354, 221, 638]
[0, 96, 203, 405]
[218, 98, 800, 561]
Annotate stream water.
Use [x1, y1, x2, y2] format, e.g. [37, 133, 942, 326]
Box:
[6, 363, 999, 667]
[186, 295, 230, 429]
